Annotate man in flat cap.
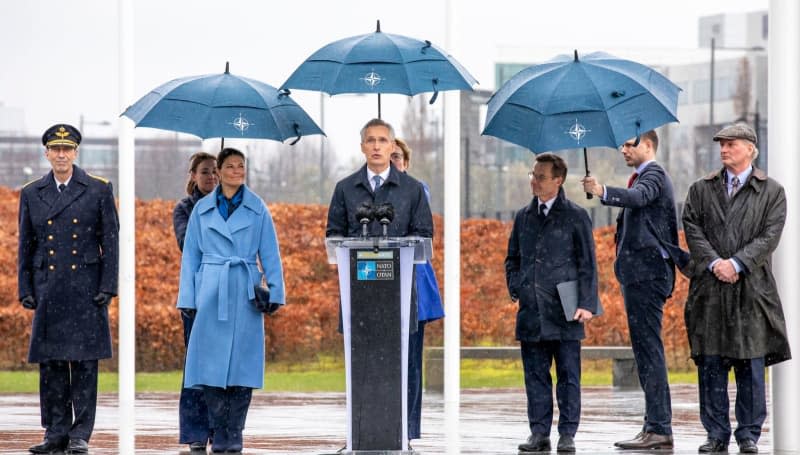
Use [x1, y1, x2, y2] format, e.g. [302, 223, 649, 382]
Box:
[18, 124, 119, 454]
[682, 123, 790, 454]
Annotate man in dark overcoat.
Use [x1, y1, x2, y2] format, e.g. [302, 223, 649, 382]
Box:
[18, 124, 119, 454]
[682, 123, 789, 454]
[506, 153, 598, 453]
[582, 130, 684, 450]
[326, 118, 433, 448]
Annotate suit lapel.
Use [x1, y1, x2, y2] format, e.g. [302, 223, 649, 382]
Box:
[46, 180, 86, 220]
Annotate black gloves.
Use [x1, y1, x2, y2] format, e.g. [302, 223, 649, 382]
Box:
[265, 302, 281, 315]
[93, 292, 114, 307]
[180, 308, 197, 319]
[20, 295, 37, 310]
[254, 300, 282, 315]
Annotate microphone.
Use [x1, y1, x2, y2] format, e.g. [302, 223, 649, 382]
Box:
[373, 203, 395, 238]
[355, 202, 374, 238]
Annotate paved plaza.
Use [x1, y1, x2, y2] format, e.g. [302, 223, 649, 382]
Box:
[0, 384, 786, 454]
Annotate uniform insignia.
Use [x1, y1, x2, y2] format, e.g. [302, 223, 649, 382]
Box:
[55, 127, 70, 140]
[89, 174, 110, 184]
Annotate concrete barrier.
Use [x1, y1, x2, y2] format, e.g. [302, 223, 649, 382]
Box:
[424, 346, 639, 392]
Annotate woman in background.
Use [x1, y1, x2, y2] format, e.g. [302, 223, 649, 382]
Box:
[172, 151, 217, 452]
[393, 138, 444, 446]
[177, 147, 285, 453]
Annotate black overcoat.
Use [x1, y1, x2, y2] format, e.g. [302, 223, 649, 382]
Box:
[18, 165, 119, 362]
[505, 189, 599, 342]
[326, 163, 433, 238]
[682, 167, 790, 366]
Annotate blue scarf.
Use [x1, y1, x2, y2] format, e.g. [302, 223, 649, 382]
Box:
[216, 185, 244, 221]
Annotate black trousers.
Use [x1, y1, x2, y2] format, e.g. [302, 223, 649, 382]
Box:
[621, 277, 673, 435]
[40, 359, 98, 443]
[179, 311, 211, 444]
[696, 355, 766, 444]
[520, 340, 581, 437]
[203, 386, 252, 452]
[407, 320, 426, 440]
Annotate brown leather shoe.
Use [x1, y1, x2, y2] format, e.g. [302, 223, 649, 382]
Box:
[614, 432, 644, 448]
[615, 432, 673, 450]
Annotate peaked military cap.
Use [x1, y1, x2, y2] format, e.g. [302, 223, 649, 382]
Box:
[42, 124, 82, 148]
[713, 123, 757, 145]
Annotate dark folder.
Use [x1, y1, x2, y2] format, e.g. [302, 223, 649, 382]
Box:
[556, 280, 603, 321]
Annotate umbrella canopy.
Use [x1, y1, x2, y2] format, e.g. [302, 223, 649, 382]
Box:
[482, 51, 681, 153]
[281, 20, 477, 116]
[122, 63, 324, 144]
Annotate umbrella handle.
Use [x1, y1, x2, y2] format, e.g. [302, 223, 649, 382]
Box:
[289, 122, 301, 145]
[584, 147, 593, 199]
[632, 120, 641, 147]
[429, 78, 439, 105]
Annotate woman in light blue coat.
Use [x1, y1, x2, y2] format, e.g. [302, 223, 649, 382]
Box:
[393, 139, 444, 445]
[177, 148, 285, 454]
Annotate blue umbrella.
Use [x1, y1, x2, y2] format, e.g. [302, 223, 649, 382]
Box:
[482, 50, 681, 196]
[122, 62, 324, 145]
[282, 20, 477, 118]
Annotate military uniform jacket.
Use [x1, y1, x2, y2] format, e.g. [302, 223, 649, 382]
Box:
[18, 165, 119, 362]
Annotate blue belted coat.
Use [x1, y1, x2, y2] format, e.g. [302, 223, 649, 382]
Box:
[177, 185, 285, 389]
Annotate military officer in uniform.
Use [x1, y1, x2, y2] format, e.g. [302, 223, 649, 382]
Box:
[18, 124, 119, 454]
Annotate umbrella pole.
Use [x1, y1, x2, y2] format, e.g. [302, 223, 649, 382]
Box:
[378, 93, 382, 119]
[584, 147, 593, 200]
[221, 137, 225, 152]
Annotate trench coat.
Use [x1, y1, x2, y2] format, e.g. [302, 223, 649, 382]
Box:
[177, 185, 285, 388]
[18, 166, 119, 362]
[505, 189, 599, 342]
[682, 167, 790, 366]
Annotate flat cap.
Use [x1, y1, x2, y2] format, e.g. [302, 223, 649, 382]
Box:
[42, 124, 81, 148]
[713, 123, 757, 145]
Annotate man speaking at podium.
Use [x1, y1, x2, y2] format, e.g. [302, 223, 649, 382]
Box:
[326, 118, 433, 240]
[326, 118, 433, 447]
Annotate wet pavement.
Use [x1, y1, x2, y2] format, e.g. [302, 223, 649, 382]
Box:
[0, 384, 786, 454]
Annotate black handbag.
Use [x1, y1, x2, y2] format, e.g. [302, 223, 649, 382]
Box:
[253, 285, 280, 315]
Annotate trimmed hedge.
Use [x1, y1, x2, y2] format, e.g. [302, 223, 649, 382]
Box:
[0, 186, 690, 371]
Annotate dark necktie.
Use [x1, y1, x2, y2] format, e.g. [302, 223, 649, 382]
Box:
[626, 172, 639, 189]
[730, 176, 740, 197]
[58, 183, 66, 193]
[539, 203, 547, 217]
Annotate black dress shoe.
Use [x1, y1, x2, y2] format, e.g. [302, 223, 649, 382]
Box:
[518, 433, 551, 452]
[29, 439, 66, 454]
[616, 432, 673, 450]
[66, 438, 89, 454]
[737, 438, 758, 453]
[556, 434, 575, 452]
[698, 437, 728, 453]
[189, 441, 207, 451]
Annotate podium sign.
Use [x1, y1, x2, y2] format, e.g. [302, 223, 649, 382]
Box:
[327, 237, 432, 452]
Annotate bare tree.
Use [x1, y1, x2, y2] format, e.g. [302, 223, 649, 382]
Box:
[733, 57, 752, 121]
[400, 95, 443, 213]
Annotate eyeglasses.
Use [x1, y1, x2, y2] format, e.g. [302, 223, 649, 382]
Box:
[527, 171, 551, 181]
[390, 153, 404, 161]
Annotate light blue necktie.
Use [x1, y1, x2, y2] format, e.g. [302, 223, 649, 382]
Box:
[372, 175, 383, 191]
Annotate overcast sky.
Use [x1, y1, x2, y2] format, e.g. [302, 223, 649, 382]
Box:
[0, 0, 767, 160]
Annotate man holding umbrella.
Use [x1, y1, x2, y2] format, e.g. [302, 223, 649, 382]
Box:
[582, 130, 682, 450]
[682, 124, 789, 454]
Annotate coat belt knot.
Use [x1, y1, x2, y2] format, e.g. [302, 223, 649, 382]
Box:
[201, 253, 257, 321]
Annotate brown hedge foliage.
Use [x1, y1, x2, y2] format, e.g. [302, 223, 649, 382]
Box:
[0, 185, 690, 371]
